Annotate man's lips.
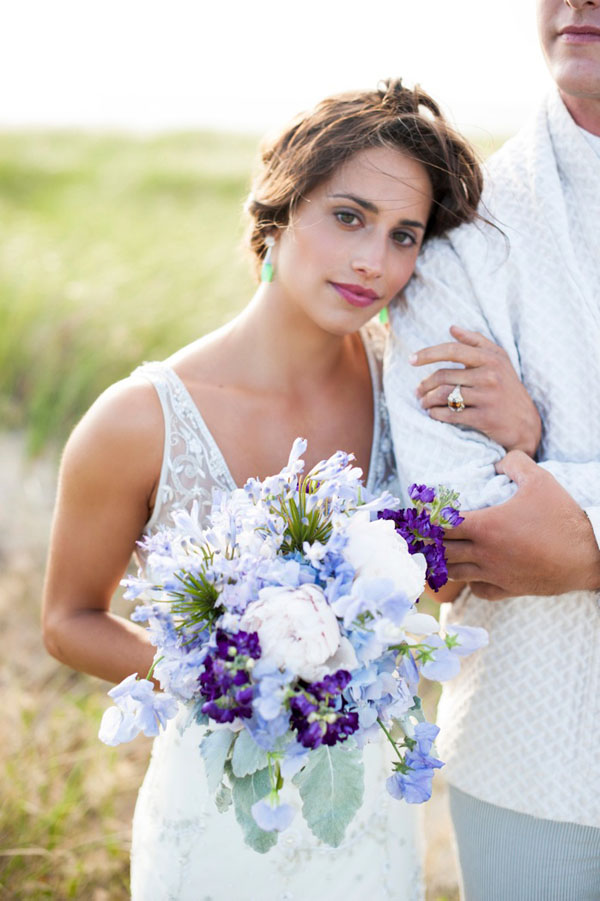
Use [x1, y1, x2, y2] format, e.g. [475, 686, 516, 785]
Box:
[560, 25, 600, 43]
[330, 282, 381, 308]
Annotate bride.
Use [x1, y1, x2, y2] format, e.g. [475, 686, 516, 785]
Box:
[42, 79, 540, 899]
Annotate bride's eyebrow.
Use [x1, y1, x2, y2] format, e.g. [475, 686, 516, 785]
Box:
[328, 192, 425, 230]
[329, 192, 378, 213]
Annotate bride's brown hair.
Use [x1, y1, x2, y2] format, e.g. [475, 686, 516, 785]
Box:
[246, 78, 483, 276]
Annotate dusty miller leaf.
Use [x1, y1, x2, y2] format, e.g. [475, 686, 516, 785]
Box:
[293, 745, 364, 846]
[215, 781, 232, 813]
[231, 728, 269, 777]
[200, 729, 235, 794]
[231, 768, 278, 854]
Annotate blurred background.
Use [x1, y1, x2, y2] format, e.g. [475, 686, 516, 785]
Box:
[0, 1, 550, 897]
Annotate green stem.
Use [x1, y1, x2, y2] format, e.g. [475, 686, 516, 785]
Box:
[377, 717, 405, 763]
[267, 752, 276, 791]
[145, 655, 164, 682]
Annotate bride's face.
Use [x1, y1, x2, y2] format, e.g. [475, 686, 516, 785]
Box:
[272, 146, 433, 336]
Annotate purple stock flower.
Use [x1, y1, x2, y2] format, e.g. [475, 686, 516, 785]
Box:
[198, 629, 261, 723]
[378, 507, 448, 593]
[289, 669, 359, 749]
[440, 506, 464, 528]
[420, 541, 449, 592]
[408, 484, 436, 504]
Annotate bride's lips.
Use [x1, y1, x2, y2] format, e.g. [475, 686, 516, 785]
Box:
[330, 282, 381, 308]
[560, 25, 600, 43]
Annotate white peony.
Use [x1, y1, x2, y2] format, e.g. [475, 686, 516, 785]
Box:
[240, 584, 357, 682]
[343, 512, 427, 602]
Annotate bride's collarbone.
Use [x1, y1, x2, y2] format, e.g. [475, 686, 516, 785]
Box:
[184, 379, 374, 484]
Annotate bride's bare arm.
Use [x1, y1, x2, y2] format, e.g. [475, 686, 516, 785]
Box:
[42, 379, 163, 685]
[411, 325, 542, 456]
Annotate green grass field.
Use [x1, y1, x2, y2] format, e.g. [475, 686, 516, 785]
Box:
[0, 130, 257, 454]
[0, 127, 504, 899]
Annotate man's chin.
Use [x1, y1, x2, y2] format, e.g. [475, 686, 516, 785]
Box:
[552, 56, 600, 101]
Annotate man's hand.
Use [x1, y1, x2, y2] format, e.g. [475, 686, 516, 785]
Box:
[444, 451, 600, 600]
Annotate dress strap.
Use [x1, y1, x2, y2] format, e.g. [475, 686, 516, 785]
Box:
[360, 322, 399, 499]
[132, 362, 236, 535]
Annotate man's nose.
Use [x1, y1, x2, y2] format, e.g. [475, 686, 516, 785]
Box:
[565, 0, 600, 9]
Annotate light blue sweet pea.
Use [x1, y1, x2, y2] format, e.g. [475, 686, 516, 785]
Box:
[396, 651, 420, 695]
[413, 721, 440, 755]
[446, 624, 489, 656]
[419, 636, 461, 681]
[386, 767, 435, 804]
[98, 674, 178, 746]
[280, 741, 310, 780]
[98, 705, 140, 746]
[251, 797, 296, 832]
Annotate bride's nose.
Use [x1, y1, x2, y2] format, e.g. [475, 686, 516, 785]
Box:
[351, 235, 385, 280]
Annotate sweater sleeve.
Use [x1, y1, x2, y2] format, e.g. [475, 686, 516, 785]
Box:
[384, 233, 518, 511]
[385, 234, 600, 520]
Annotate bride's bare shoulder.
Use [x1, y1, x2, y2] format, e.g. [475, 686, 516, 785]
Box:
[60, 374, 164, 498]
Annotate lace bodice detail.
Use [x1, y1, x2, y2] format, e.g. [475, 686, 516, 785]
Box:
[136, 322, 398, 547]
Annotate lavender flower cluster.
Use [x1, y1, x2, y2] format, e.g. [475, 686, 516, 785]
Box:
[99, 439, 487, 851]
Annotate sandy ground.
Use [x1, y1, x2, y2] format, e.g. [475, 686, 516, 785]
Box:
[0, 431, 460, 900]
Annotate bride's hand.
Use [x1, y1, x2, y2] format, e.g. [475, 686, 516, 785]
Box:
[410, 325, 542, 456]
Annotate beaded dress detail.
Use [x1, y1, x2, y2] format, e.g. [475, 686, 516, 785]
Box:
[129, 323, 424, 901]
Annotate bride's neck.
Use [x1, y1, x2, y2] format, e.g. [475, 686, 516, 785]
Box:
[226, 287, 357, 392]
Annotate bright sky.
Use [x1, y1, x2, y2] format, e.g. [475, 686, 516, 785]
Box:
[1, 0, 553, 139]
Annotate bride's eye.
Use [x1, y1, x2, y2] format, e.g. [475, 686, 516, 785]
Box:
[335, 209, 361, 227]
[392, 229, 417, 247]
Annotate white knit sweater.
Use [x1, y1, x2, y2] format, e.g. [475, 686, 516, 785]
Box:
[384, 90, 600, 827]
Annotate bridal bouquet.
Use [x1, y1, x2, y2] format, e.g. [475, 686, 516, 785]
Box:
[99, 439, 487, 852]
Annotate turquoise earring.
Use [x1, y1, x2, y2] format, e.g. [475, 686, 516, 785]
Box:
[261, 235, 275, 283]
[379, 307, 389, 325]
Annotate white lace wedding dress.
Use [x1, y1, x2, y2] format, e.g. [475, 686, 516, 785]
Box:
[129, 324, 424, 901]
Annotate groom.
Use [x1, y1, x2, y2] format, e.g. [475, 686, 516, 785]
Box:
[385, 0, 600, 897]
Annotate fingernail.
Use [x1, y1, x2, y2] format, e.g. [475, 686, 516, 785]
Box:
[409, 353, 417, 365]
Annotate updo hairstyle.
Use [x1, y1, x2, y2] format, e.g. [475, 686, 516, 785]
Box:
[246, 78, 483, 277]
